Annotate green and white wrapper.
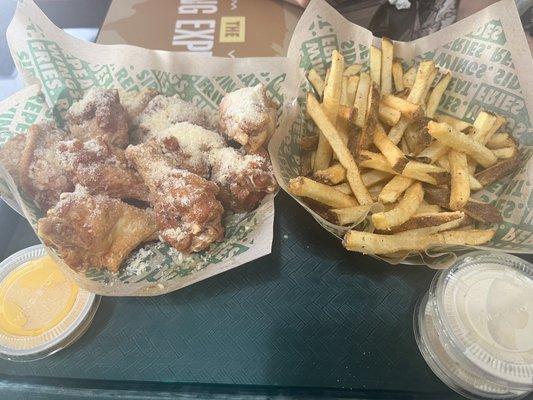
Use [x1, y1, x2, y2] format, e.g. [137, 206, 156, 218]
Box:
[1, 0, 288, 296]
[269, 0, 533, 267]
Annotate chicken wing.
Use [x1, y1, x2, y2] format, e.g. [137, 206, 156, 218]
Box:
[57, 137, 149, 202]
[0, 133, 26, 186]
[126, 142, 224, 253]
[37, 186, 158, 272]
[218, 84, 277, 152]
[136, 95, 218, 142]
[209, 147, 278, 212]
[66, 88, 129, 148]
[19, 122, 74, 211]
[118, 87, 158, 126]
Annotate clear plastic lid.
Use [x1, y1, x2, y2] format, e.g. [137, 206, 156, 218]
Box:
[430, 251, 533, 390]
[0, 245, 99, 361]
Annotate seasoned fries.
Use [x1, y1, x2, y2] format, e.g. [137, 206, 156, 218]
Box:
[291, 44, 519, 259]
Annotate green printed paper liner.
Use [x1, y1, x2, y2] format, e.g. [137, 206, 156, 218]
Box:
[1, 0, 287, 296]
[268, 0, 532, 267]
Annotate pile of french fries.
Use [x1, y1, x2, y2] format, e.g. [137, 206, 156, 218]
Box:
[289, 40, 521, 257]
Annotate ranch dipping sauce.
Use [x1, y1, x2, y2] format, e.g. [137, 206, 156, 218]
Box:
[0, 245, 98, 361]
[415, 251, 533, 399]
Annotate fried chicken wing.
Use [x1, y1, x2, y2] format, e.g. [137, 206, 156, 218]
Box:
[66, 88, 129, 148]
[136, 95, 218, 142]
[118, 88, 158, 126]
[37, 186, 157, 272]
[218, 84, 277, 152]
[58, 137, 149, 202]
[210, 147, 278, 212]
[19, 122, 74, 211]
[0, 133, 26, 186]
[126, 142, 224, 253]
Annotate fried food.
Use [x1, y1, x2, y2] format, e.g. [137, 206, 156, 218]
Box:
[289, 176, 358, 208]
[0, 134, 26, 186]
[37, 187, 158, 272]
[19, 122, 74, 211]
[219, 83, 277, 152]
[118, 87, 158, 125]
[57, 137, 149, 202]
[66, 88, 129, 148]
[126, 142, 224, 253]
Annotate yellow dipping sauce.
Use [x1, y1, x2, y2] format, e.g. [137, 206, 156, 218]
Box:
[0, 256, 78, 337]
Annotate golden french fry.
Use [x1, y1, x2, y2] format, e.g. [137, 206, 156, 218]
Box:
[408, 61, 435, 104]
[417, 140, 449, 163]
[471, 111, 497, 144]
[308, 69, 325, 97]
[346, 75, 359, 107]
[424, 186, 502, 223]
[438, 156, 482, 191]
[307, 93, 373, 205]
[370, 46, 382, 86]
[328, 205, 373, 226]
[314, 50, 345, 171]
[415, 203, 442, 215]
[333, 182, 352, 195]
[426, 72, 451, 118]
[427, 121, 497, 168]
[344, 64, 362, 77]
[435, 114, 471, 132]
[421, 68, 438, 107]
[371, 182, 423, 230]
[325, 68, 330, 85]
[486, 133, 514, 149]
[354, 72, 371, 128]
[378, 175, 413, 204]
[448, 150, 470, 210]
[361, 169, 393, 187]
[380, 37, 394, 94]
[492, 147, 516, 159]
[378, 104, 401, 126]
[379, 211, 465, 234]
[392, 60, 404, 92]
[344, 227, 494, 254]
[474, 156, 521, 186]
[373, 123, 408, 172]
[314, 163, 346, 185]
[340, 76, 349, 106]
[402, 66, 416, 88]
[485, 115, 506, 144]
[289, 176, 357, 208]
[381, 94, 422, 120]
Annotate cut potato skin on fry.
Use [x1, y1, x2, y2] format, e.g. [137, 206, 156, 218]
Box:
[371, 182, 423, 230]
[474, 156, 521, 186]
[307, 94, 373, 205]
[448, 150, 470, 210]
[289, 177, 357, 208]
[427, 121, 497, 168]
[343, 228, 495, 254]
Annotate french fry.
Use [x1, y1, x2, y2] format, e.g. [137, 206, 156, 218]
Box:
[368, 183, 386, 201]
[408, 60, 435, 104]
[307, 93, 373, 205]
[344, 226, 494, 254]
[298, 136, 319, 151]
[289, 176, 357, 208]
[421, 68, 438, 106]
[381, 94, 422, 120]
[474, 156, 521, 186]
[325, 68, 330, 85]
[333, 182, 353, 195]
[373, 123, 408, 172]
[340, 76, 349, 106]
[378, 104, 401, 126]
[378, 175, 413, 204]
[403, 161, 449, 185]
[380, 37, 394, 94]
[404, 118, 432, 155]
[371, 182, 423, 230]
[486, 133, 514, 149]
[438, 156, 483, 191]
[387, 118, 410, 146]
[328, 205, 372, 225]
[485, 115, 506, 144]
[427, 121, 497, 168]
[346, 75, 359, 107]
[426, 72, 451, 118]
[314, 50, 344, 171]
[314, 163, 346, 185]
[344, 63, 362, 77]
[417, 140, 449, 163]
[307, 69, 325, 97]
[379, 211, 465, 234]
[361, 169, 393, 187]
[370, 46, 382, 86]
[424, 185, 502, 223]
[392, 60, 404, 92]
[356, 83, 380, 157]
[471, 111, 497, 144]
[403, 66, 416, 88]
[354, 72, 371, 128]
[492, 147, 516, 159]
[415, 203, 441, 215]
[435, 114, 472, 132]
[448, 150, 470, 210]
